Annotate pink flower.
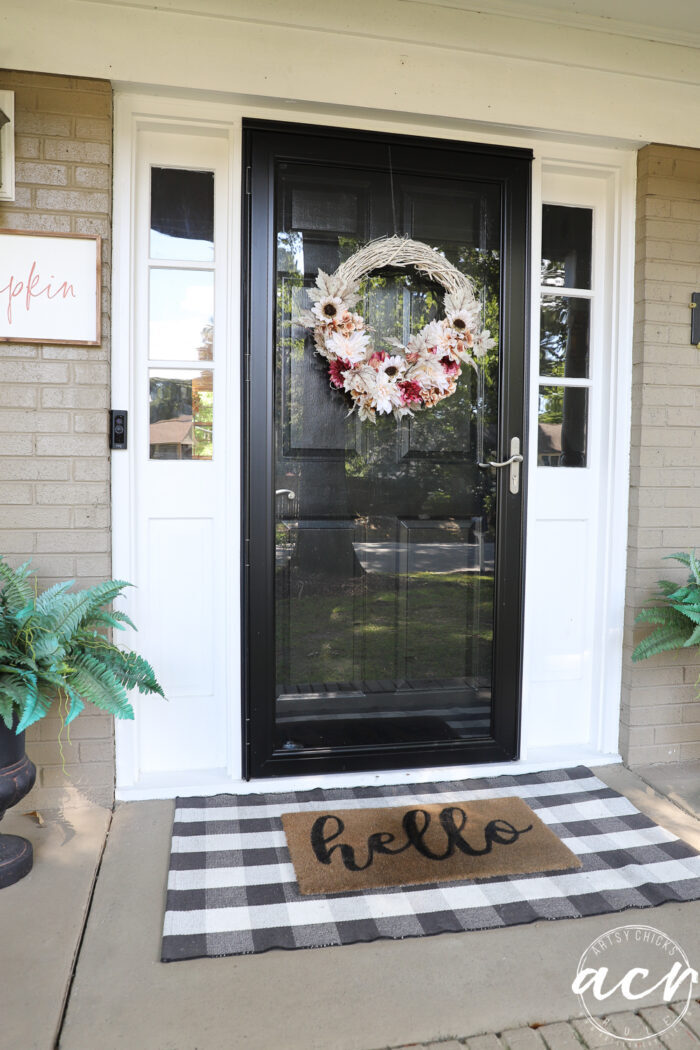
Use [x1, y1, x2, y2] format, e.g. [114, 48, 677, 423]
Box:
[441, 356, 460, 377]
[399, 380, 423, 405]
[329, 358, 351, 388]
[368, 351, 387, 368]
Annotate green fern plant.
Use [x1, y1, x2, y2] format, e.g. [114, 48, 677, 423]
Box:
[0, 555, 164, 734]
[632, 552, 700, 674]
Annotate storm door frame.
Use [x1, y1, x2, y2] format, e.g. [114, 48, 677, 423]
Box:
[242, 119, 531, 779]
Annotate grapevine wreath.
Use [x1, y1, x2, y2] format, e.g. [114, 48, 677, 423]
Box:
[298, 236, 494, 423]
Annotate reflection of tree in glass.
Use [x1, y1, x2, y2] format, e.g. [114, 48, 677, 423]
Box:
[539, 386, 564, 423]
[540, 295, 589, 381]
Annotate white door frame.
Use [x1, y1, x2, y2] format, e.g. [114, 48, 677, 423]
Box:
[112, 92, 636, 800]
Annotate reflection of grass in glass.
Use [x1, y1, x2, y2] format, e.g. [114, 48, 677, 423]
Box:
[277, 572, 493, 685]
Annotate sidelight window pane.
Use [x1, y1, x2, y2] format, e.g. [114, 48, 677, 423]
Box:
[149, 369, 213, 460]
[540, 295, 590, 379]
[538, 386, 588, 467]
[149, 269, 214, 362]
[150, 167, 214, 261]
[541, 204, 592, 289]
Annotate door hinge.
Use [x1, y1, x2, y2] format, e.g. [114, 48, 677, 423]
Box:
[245, 165, 252, 196]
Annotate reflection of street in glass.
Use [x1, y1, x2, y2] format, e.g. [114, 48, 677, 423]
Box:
[149, 368, 213, 460]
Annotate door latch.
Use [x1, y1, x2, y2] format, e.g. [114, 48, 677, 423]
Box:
[477, 437, 523, 494]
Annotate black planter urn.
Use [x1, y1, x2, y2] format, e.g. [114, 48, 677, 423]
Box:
[0, 716, 37, 888]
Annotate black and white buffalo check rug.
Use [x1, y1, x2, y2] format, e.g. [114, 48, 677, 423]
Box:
[161, 766, 700, 962]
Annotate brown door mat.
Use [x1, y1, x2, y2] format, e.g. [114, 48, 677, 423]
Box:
[282, 796, 582, 895]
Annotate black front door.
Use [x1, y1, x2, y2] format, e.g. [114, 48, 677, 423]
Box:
[244, 121, 531, 778]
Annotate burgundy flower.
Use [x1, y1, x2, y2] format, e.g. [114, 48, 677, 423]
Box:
[399, 380, 423, 405]
[441, 356, 460, 377]
[329, 358, 351, 388]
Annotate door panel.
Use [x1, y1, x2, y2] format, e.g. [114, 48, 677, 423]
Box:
[245, 122, 531, 777]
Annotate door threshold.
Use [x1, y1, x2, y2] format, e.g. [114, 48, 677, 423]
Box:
[116, 747, 622, 800]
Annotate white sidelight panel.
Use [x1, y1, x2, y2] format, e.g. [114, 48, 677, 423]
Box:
[523, 161, 632, 757]
[113, 113, 238, 785]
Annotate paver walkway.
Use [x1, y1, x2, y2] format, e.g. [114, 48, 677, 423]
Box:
[387, 1000, 700, 1050]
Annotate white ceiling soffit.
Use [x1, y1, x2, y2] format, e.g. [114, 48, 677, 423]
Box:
[401, 0, 700, 50]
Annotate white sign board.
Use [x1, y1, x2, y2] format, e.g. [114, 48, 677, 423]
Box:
[0, 229, 101, 345]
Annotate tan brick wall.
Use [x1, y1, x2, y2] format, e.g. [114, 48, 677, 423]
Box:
[0, 70, 113, 808]
[622, 144, 700, 766]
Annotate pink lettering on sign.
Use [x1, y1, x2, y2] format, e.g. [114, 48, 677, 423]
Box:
[0, 260, 77, 325]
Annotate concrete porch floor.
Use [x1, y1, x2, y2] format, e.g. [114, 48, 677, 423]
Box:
[1, 763, 699, 1050]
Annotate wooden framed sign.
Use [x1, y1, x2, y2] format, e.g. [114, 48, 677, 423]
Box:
[0, 229, 101, 345]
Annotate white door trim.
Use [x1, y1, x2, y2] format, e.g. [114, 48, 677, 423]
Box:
[111, 92, 634, 800]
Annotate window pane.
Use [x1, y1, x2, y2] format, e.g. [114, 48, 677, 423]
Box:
[540, 295, 590, 378]
[149, 269, 213, 361]
[538, 385, 588, 467]
[149, 369, 213, 460]
[150, 168, 214, 261]
[541, 205, 592, 289]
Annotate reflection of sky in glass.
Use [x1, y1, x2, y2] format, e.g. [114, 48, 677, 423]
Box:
[150, 228, 213, 262]
[149, 269, 213, 361]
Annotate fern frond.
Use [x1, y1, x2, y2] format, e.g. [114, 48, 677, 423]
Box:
[64, 687, 85, 724]
[88, 609, 137, 633]
[0, 557, 35, 612]
[664, 552, 691, 568]
[31, 632, 64, 662]
[0, 695, 14, 730]
[67, 652, 135, 719]
[690, 550, 700, 584]
[635, 608, 672, 626]
[43, 580, 129, 643]
[634, 607, 689, 628]
[632, 624, 691, 662]
[0, 674, 34, 714]
[683, 624, 700, 648]
[86, 645, 165, 697]
[35, 580, 74, 614]
[14, 671, 52, 733]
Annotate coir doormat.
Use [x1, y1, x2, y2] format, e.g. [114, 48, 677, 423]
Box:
[162, 766, 700, 961]
[282, 797, 581, 894]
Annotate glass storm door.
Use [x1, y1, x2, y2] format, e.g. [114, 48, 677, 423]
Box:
[244, 122, 531, 778]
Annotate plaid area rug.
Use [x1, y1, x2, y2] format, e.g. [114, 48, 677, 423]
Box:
[161, 766, 700, 962]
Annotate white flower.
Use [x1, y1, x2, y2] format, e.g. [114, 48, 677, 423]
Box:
[447, 308, 478, 336]
[405, 353, 451, 393]
[473, 329, 495, 358]
[325, 329, 371, 365]
[312, 296, 346, 325]
[374, 354, 407, 380]
[407, 319, 446, 355]
[343, 363, 403, 415]
[444, 289, 478, 316]
[356, 400, 377, 423]
[307, 270, 360, 311]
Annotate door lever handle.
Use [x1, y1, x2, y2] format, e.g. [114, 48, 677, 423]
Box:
[477, 438, 522, 494]
[477, 453, 523, 469]
[275, 488, 296, 500]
